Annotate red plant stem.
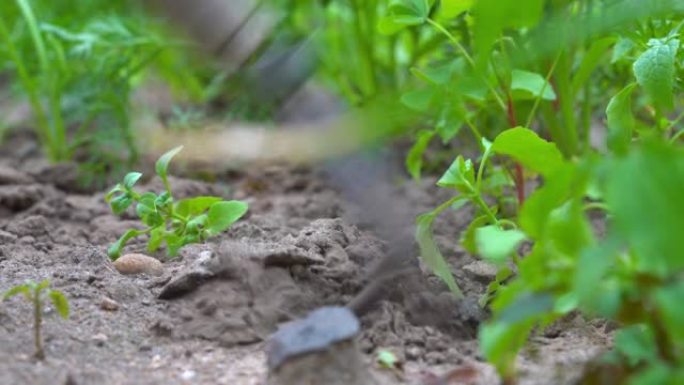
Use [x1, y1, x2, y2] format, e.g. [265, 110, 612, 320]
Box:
[506, 94, 525, 205]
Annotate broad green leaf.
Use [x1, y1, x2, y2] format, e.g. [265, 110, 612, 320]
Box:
[48, 290, 69, 319]
[175, 196, 223, 217]
[406, 130, 435, 180]
[547, 200, 593, 256]
[164, 233, 185, 257]
[633, 38, 679, 111]
[492, 127, 564, 177]
[416, 212, 464, 298]
[123, 172, 142, 190]
[611, 37, 635, 63]
[438, 0, 474, 19]
[435, 100, 465, 143]
[629, 364, 675, 385]
[437, 156, 475, 193]
[401, 88, 435, 111]
[206, 201, 248, 235]
[606, 142, 684, 274]
[186, 214, 208, 234]
[510, 70, 556, 101]
[147, 227, 165, 252]
[606, 83, 637, 156]
[472, 0, 543, 56]
[155, 146, 183, 185]
[411, 63, 454, 86]
[475, 225, 526, 263]
[3, 285, 30, 300]
[518, 164, 574, 238]
[496, 291, 554, 324]
[614, 325, 658, 367]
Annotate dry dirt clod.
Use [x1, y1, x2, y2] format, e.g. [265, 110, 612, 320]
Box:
[100, 297, 120, 311]
[113, 253, 164, 276]
[267, 306, 375, 385]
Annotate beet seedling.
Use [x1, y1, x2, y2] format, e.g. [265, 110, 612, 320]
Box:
[3, 280, 69, 360]
[105, 146, 248, 260]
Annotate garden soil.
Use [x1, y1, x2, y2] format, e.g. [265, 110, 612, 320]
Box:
[0, 131, 612, 385]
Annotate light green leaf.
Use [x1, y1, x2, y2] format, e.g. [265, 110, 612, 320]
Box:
[571, 37, 616, 96]
[3, 285, 31, 300]
[633, 38, 679, 111]
[611, 37, 635, 63]
[438, 0, 474, 19]
[492, 127, 564, 177]
[406, 130, 435, 181]
[376, 349, 399, 369]
[175, 196, 223, 217]
[510, 69, 556, 101]
[475, 225, 526, 263]
[48, 290, 69, 319]
[206, 201, 248, 236]
[437, 156, 475, 193]
[416, 212, 463, 298]
[479, 320, 534, 378]
[606, 83, 637, 156]
[378, 0, 431, 34]
[654, 280, 684, 346]
[107, 229, 141, 260]
[155, 146, 183, 185]
[461, 214, 491, 254]
[123, 172, 142, 190]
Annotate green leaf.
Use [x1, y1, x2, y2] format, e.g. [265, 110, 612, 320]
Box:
[406, 130, 435, 181]
[435, 101, 465, 143]
[475, 225, 526, 263]
[376, 349, 399, 369]
[606, 142, 684, 275]
[122, 172, 142, 190]
[479, 320, 534, 378]
[205, 201, 248, 236]
[633, 38, 679, 112]
[612, 37, 635, 63]
[175, 196, 223, 217]
[147, 227, 165, 253]
[461, 214, 491, 254]
[155, 146, 183, 185]
[378, 0, 431, 34]
[3, 285, 30, 300]
[108, 229, 141, 260]
[614, 325, 658, 367]
[571, 37, 616, 96]
[164, 233, 185, 257]
[48, 290, 69, 319]
[472, 0, 543, 56]
[416, 212, 464, 298]
[496, 291, 554, 324]
[606, 83, 637, 156]
[109, 194, 133, 215]
[518, 164, 575, 239]
[105, 184, 125, 202]
[438, 0, 474, 19]
[401, 88, 435, 111]
[437, 156, 475, 193]
[492, 127, 564, 177]
[510, 70, 556, 101]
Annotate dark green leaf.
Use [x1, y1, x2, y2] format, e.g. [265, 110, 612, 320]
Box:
[614, 325, 658, 367]
[654, 280, 684, 346]
[109, 194, 133, 215]
[205, 201, 248, 236]
[496, 291, 554, 324]
[606, 83, 637, 156]
[492, 127, 564, 177]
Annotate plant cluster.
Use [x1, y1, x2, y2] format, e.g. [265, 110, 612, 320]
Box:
[373, 0, 684, 383]
[3, 280, 69, 360]
[105, 146, 248, 260]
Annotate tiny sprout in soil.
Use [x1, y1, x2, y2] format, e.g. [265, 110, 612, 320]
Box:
[3, 280, 69, 360]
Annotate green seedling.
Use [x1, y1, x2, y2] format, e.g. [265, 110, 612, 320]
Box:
[3, 280, 69, 360]
[105, 146, 248, 260]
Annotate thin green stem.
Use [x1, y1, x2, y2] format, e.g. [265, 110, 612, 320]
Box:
[525, 51, 561, 128]
[426, 18, 507, 112]
[666, 110, 684, 143]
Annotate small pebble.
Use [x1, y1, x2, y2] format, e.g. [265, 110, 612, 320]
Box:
[92, 333, 108, 347]
[113, 253, 164, 276]
[181, 370, 197, 381]
[100, 297, 120, 311]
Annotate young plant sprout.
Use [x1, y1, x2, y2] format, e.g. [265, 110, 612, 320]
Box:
[3, 280, 69, 360]
[105, 146, 249, 259]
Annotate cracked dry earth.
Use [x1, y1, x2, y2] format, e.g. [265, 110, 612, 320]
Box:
[0, 134, 612, 385]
